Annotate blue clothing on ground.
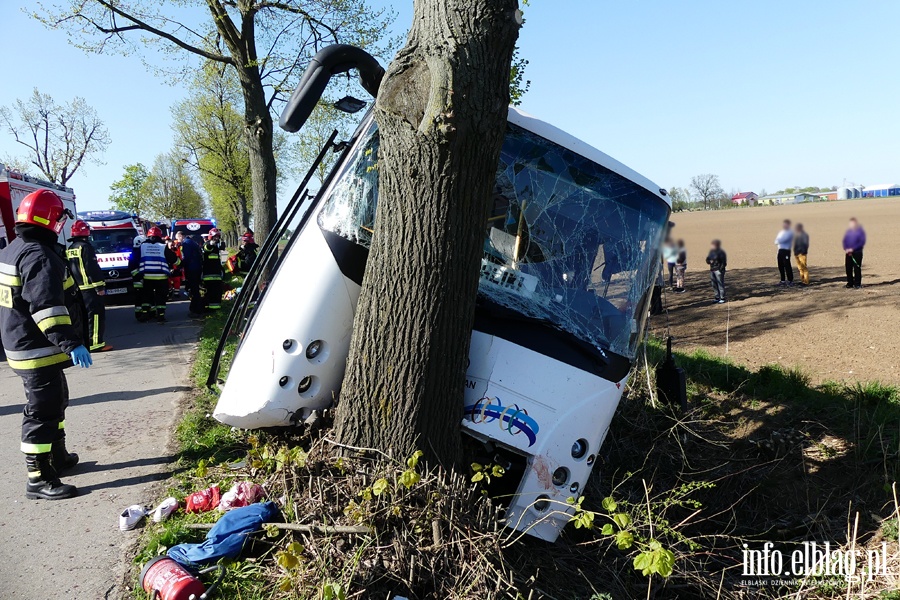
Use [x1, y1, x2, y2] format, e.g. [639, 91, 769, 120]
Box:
[167, 502, 280, 568]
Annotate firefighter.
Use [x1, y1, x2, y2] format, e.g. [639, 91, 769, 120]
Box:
[0, 189, 92, 500]
[202, 228, 226, 311]
[235, 231, 259, 274]
[129, 235, 146, 321]
[66, 220, 112, 352]
[133, 226, 179, 322]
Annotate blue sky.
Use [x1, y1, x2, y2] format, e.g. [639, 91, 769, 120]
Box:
[0, 1, 897, 213]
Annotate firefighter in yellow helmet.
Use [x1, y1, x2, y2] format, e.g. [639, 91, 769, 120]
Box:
[0, 189, 91, 500]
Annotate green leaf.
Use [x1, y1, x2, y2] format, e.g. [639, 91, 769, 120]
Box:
[471, 462, 483, 472]
[612, 513, 631, 529]
[407, 450, 424, 469]
[600, 523, 614, 536]
[633, 551, 653, 575]
[278, 577, 293, 592]
[601, 496, 617, 513]
[372, 478, 390, 496]
[573, 511, 594, 529]
[471, 471, 485, 483]
[614, 530, 634, 550]
[491, 465, 506, 478]
[264, 523, 280, 538]
[277, 550, 300, 570]
[399, 469, 421, 489]
[195, 459, 208, 478]
[287, 541, 304, 555]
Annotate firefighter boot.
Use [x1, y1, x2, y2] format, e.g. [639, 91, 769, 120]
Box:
[51, 438, 79, 472]
[25, 454, 77, 500]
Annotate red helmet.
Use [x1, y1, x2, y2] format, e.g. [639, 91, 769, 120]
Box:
[16, 189, 70, 234]
[147, 226, 163, 238]
[241, 232, 254, 244]
[208, 228, 221, 239]
[70, 219, 91, 237]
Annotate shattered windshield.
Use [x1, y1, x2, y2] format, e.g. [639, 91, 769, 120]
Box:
[317, 117, 670, 358]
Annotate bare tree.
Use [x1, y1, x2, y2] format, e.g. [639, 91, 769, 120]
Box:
[333, 0, 521, 464]
[36, 1, 393, 239]
[0, 88, 110, 185]
[690, 173, 723, 210]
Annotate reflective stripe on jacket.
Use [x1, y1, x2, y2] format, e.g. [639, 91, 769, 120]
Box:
[0, 234, 86, 372]
[66, 240, 106, 291]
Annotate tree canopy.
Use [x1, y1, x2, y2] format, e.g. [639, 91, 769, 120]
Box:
[0, 88, 110, 185]
[142, 151, 205, 222]
[108, 163, 150, 215]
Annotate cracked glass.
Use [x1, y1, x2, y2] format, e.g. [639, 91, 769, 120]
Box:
[317, 116, 670, 359]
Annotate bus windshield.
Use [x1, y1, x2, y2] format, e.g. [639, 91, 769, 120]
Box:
[317, 117, 670, 359]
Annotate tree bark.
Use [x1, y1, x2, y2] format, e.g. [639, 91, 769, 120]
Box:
[333, 0, 521, 466]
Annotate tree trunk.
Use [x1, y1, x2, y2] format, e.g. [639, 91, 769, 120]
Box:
[242, 91, 277, 240]
[333, 0, 521, 466]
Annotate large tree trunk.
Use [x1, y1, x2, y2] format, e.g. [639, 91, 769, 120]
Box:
[333, 0, 521, 465]
[243, 94, 277, 240]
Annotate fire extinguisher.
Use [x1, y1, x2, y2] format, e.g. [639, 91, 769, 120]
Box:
[140, 556, 225, 600]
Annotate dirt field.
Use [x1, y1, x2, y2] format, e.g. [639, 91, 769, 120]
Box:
[650, 197, 900, 384]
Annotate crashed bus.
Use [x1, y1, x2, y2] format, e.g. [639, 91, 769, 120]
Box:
[209, 45, 671, 542]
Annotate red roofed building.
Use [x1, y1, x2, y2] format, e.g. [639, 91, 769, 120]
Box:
[732, 191, 758, 206]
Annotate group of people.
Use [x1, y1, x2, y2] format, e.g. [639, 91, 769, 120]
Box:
[0, 188, 264, 500]
[661, 237, 729, 303]
[659, 216, 869, 308]
[772, 217, 866, 289]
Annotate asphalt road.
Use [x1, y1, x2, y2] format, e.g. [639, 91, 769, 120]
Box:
[0, 300, 201, 599]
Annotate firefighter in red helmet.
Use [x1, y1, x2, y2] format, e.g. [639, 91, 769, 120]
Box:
[131, 226, 179, 322]
[0, 189, 91, 500]
[201, 228, 226, 311]
[66, 220, 112, 352]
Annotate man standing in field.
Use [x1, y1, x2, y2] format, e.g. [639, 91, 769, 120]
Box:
[706, 239, 727, 304]
[774, 219, 794, 286]
[793, 223, 810, 286]
[842, 217, 866, 289]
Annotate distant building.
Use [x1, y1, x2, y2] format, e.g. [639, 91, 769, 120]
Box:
[757, 192, 821, 206]
[731, 191, 758, 206]
[817, 191, 838, 201]
[862, 183, 900, 197]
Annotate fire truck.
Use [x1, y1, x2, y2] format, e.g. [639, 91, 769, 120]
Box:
[80, 210, 142, 298]
[0, 163, 77, 248]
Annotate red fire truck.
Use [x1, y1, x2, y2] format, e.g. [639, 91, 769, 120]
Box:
[0, 163, 77, 248]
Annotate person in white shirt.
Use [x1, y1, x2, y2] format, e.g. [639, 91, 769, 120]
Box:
[774, 219, 794, 286]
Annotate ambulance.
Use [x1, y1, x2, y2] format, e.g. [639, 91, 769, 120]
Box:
[0, 163, 77, 248]
[80, 210, 142, 298]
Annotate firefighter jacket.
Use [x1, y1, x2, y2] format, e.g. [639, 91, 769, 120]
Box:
[202, 241, 226, 281]
[0, 225, 87, 373]
[132, 240, 179, 281]
[66, 239, 106, 292]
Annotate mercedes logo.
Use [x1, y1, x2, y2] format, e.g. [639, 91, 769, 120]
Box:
[108, 270, 119, 279]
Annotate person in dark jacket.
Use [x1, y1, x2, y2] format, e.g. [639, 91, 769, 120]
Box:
[0, 189, 92, 500]
[202, 228, 226, 311]
[132, 226, 180, 322]
[793, 223, 810, 286]
[235, 231, 259, 274]
[175, 231, 204, 317]
[705, 239, 727, 304]
[842, 218, 866, 288]
[66, 220, 112, 351]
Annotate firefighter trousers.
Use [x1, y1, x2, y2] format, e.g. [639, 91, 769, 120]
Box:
[20, 368, 69, 455]
[142, 278, 169, 318]
[203, 278, 223, 310]
[133, 280, 144, 320]
[81, 288, 106, 350]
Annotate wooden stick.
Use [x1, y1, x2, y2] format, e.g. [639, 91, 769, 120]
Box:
[184, 522, 373, 535]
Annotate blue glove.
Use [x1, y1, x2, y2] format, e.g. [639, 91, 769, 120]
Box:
[70, 345, 92, 369]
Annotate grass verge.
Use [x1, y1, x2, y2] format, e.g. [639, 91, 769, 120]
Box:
[131, 316, 900, 599]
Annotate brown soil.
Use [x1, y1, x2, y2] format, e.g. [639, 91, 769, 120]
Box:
[652, 198, 900, 384]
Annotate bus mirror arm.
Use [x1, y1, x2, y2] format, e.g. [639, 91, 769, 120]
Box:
[279, 44, 385, 134]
